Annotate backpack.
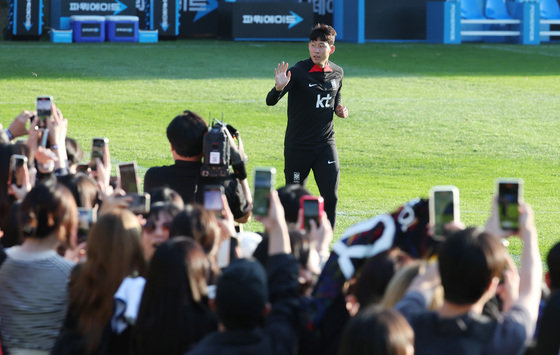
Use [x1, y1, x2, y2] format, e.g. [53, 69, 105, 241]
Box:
[413, 311, 497, 355]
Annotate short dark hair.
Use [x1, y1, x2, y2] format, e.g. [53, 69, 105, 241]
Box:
[277, 184, 311, 224]
[438, 228, 506, 305]
[309, 24, 337, 46]
[147, 186, 184, 210]
[166, 110, 208, 158]
[547, 242, 560, 290]
[216, 258, 268, 330]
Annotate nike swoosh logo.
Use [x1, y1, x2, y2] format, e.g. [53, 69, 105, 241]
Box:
[328, 160, 335, 164]
[309, 83, 318, 87]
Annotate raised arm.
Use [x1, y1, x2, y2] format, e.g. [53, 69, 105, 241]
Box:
[266, 62, 292, 106]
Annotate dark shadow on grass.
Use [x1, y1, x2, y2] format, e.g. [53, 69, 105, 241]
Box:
[1, 40, 560, 79]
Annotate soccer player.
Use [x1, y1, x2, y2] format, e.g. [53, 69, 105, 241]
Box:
[266, 24, 348, 229]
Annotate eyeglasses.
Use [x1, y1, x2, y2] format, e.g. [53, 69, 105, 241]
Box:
[142, 221, 171, 234]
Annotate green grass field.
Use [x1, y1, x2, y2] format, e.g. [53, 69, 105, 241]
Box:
[1, 40, 559, 260]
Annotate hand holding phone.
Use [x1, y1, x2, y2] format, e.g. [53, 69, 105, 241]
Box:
[128, 193, 150, 215]
[36, 96, 53, 128]
[429, 185, 460, 238]
[204, 185, 224, 218]
[300, 195, 324, 232]
[8, 154, 28, 187]
[497, 178, 523, 231]
[252, 167, 276, 217]
[90, 138, 109, 171]
[77, 208, 97, 243]
[118, 162, 139, 194]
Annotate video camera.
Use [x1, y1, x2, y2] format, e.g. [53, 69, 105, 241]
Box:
[201, 117, 247, 180]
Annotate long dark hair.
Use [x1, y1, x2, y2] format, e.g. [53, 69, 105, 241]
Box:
[68, 209, 146, 353]
[134, 237, 216, 354]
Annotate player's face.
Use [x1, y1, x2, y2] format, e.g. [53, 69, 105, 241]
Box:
[308, 40, 335, 67]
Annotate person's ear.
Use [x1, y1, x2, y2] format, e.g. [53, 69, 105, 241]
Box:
[329, 45, 336, 55]
[545, 271, 551, 289]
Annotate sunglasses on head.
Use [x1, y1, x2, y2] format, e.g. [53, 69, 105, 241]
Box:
[142, 221, 171, 234]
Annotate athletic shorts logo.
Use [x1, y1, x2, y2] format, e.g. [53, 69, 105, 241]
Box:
[308, 83, 318, 87]
[293, 172, 301, 183]
[328, 160, 336, 164]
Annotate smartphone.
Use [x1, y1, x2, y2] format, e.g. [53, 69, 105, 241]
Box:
[253, 167, 276, 217]
[497, 178, 523, 231]
[36, 96, 53, 128]
[117, 162, 138, 194]
[300, 195, 324, 232]
[429, 185, 460, 238]
[77, 207, 96, 243]
[8, 154, 28, 187]
[204, 185, 224, 217]
[40, 128, 49, 147]
[128, 193, 150, 215]
[90, 137, 108, 170]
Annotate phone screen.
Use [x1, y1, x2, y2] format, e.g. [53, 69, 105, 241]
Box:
[128, 193, 150, 215]
[91, 138, 106, 160]
[36, 97, 52, 119]
[9, 155, 27, 187]
[253, 168, 274, 216]
[498, 182, 519, 230]
[77, 208, 95, 243]
[303, 199, 320, 231]
[433, 190, 455, 236]
[204, 188, 223, 212]
[90, 138, 107, 170]
[119, 163, 138, 194]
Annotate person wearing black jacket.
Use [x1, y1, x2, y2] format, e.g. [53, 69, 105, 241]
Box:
[266, 24, 348, 229]
[143, 110, 252, 222]
[187, 191, 299, 355]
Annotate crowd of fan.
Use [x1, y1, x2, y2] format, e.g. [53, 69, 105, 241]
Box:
[0, 105, 558, 355]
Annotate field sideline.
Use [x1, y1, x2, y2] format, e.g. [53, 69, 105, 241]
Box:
[1, 40, 559, 261]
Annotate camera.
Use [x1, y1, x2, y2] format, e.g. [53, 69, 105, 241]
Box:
[201, 119, 230, 178]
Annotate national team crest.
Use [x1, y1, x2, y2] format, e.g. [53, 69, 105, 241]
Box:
[331, 79, 337, 89]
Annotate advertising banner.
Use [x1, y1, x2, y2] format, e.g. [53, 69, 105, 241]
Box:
[232, 2, 313, 40]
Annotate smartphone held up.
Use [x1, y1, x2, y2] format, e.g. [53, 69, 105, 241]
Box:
[36, 96, 53, 128]
[90, 137, 108, 171]
[300, 195, 324, 232]
[497, 178, 523, 231]
[8, 154, 28, 187]
[429, 185, 460, 238]
[252, 167, 276, 217]
[204, 185, 224, 218]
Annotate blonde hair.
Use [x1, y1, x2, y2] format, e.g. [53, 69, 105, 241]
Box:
[381, 260, 443, 310]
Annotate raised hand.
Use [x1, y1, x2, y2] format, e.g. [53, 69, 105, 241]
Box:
[274, 61, 291, 91]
